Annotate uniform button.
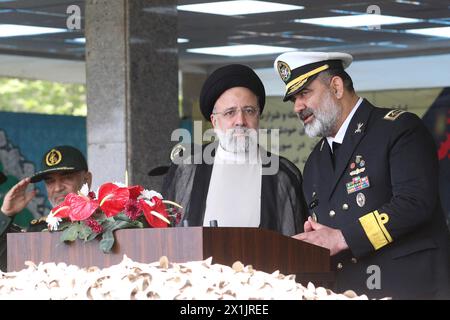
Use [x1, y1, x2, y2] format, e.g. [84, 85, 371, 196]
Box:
[337, 263, 343, 270]
[351, 258, 357, 264]
[311, 212, 318, 222]
[342, 204, 349, 211]
[329, 210, 336, 218]
[312, 191, 316, 197]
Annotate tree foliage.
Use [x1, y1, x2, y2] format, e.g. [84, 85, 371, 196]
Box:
[0, 77, 86, 116]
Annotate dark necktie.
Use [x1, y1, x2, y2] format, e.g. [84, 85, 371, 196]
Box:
[331, 142, 341, 169]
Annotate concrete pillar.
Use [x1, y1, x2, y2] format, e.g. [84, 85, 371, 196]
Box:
[85, 0, 178, 190]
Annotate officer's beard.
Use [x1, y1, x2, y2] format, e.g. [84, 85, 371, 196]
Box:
[215, 126, 258, 154]
[299, 90, 342, 138]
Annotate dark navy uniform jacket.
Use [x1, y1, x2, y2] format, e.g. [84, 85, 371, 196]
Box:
[303, 98, 450, 299]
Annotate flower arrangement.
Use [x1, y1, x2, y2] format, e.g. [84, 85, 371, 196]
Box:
[46, 182, 182, 253]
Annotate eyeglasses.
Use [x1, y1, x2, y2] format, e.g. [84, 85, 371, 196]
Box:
[212, 106, 259, 120]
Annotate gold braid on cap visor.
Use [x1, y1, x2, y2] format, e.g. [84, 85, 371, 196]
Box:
[285, 64, 330, 95]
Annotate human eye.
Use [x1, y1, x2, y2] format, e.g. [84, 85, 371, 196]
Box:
[244, 107, 257, 116]
[224, 109, 236, 118]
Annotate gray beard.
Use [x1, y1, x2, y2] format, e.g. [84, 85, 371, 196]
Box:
[215, 127, 258, 154]
[303, 92, 341, 138]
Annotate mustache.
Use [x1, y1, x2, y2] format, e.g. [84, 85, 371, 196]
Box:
[297, 108, 314, 122]
[51, 192, 67, 202]
[223, 127, 252, 136]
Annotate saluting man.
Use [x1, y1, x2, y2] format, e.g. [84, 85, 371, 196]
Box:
[274, 51, 450, 299]
[0, 145, 92, 271]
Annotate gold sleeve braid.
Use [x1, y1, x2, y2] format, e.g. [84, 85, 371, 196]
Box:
[359, 210, 393, 250]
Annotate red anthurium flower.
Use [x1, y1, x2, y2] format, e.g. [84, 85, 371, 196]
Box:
[128, 185, 144, 200]
[98, 183, 130, 217]
[66, 193, 99, 221]
[140, 197, 169, 228]
[50, 199, 71, 219]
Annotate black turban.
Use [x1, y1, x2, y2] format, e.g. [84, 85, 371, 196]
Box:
[199, 64, 266, 121]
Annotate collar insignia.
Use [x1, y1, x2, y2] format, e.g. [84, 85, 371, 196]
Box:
[355, 122, 364, 134]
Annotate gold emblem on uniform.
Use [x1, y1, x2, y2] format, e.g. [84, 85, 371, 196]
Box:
[277, 61, 291, 82]
[384, 109, 406, 121]
[45, 149, 62, 167]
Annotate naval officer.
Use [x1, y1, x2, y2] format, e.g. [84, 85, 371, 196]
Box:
[274, 51, 450, 299]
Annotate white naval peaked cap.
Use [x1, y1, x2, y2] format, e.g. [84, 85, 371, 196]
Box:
[274, 51, 353, 101]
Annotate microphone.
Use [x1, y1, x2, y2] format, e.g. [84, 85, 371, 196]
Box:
[209, 220, 218, 227]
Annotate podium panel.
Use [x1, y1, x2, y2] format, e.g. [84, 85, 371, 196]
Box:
[7, 227, 333, 286]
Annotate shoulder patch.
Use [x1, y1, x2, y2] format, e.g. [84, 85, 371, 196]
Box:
[170, 144, 186, 161]
[383, 109, 406, 121]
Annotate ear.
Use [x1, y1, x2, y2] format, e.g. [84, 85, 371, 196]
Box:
[330, 76, 344, 99]
[210, 114, 217, 128]
[85, 171, 93, 189]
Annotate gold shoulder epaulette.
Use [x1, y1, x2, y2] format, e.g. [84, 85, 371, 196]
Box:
[384, 109, 406, 121]
[30, 216, 47, 225]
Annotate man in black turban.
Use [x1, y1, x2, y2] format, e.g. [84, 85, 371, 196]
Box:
[162, 64, 307, 236]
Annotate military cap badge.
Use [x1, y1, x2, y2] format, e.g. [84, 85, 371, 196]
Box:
[277, 61, 291, 82]
[45, 149, 62, 167]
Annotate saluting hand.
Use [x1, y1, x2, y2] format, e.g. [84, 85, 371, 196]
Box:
[293, 217, 349, 256]
[1, 177, 36, 217]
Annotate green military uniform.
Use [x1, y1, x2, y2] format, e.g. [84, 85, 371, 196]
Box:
[0, 145, 88, 272]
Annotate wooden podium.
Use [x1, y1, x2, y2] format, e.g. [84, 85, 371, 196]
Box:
[7, 227, 333, 287]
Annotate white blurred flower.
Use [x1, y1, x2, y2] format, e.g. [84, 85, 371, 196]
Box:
[46, 212, 62, 231]
[141, 189, 163, 200]
[79, 183, 90, 197]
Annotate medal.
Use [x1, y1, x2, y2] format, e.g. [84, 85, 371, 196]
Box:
[356, 192, 366, 207]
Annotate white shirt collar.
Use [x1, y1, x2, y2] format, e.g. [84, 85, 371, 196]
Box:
[327, 97, 363, 151]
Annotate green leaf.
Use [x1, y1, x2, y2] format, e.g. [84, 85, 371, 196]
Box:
[111, 220, 143, 231]
[86, 232, 99, 241]
[101, 219, 116, 231]
[78, 223, 93, 241]
[114, 213, 132, 222]
[57, 221, 72, 231]
[60, 223, 81, 242]
[99, 230, 115, 253]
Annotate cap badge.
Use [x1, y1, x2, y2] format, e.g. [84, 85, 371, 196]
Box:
[45, 149, 62, 167]
[277, 61, 291, 82]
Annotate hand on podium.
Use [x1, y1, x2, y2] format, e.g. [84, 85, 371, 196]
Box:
[292, 217, 348, 256]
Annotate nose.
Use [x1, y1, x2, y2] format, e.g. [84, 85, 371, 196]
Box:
[53, 179, 65, 193]
[293, 96, 306, 114]
[234, 109, 247, 126]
